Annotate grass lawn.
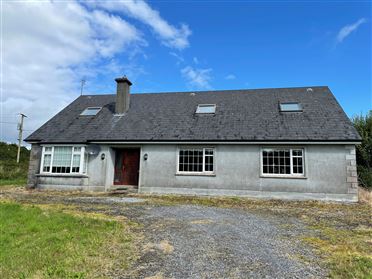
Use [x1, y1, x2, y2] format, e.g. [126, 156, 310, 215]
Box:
[0, 177, 27, 186]
[0, 201, 137, 278]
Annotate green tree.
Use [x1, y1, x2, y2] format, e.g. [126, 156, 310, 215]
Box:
[352, 111, 372, 189]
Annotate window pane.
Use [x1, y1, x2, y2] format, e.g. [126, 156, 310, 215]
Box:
[179, 148, 214, 173]
[43, 154, 51, 172]
[45, 147, 52, 152]
[52, 147, 72, 173]
[196, 105, 216, 114]
[262, 149, 290, 174]
[292, 151, 304, 174]
[80, 107, 101, 116]
[71, 154, 81, 173]
[279, 103, 302, 112]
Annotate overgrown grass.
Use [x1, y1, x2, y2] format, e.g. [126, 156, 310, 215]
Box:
[141, 194, 372, 278]
[0, 201, 137, 278]
[303, 223, 372, 279]
[0, 177, 27, 186]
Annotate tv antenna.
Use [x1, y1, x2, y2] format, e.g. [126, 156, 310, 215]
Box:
[80, 79, 86, 96]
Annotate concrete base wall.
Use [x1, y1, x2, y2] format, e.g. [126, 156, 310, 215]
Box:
[140, 187, 358, 202]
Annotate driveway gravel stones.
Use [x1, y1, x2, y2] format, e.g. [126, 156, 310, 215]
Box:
[1, 190, 327, 278]
[127, 205, 326, 279]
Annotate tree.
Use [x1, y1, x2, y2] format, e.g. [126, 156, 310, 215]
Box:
[352, 111, 372, 189]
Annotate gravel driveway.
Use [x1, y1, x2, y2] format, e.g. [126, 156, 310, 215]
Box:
[125, 204, 325, 279]
[2, 191, 326, 279]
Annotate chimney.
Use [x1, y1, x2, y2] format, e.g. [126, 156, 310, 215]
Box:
[115, 76, 132, 114]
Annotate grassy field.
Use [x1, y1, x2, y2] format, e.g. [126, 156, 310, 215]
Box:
[0, 201, 137, 278]
[0, 177, 27, 186]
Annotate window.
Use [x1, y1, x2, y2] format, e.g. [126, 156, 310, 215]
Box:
[262, 148, 304, 176]
[279, 102, 302, 112]
[80, 107, 101, 116]
[196, 104, 216, 114]
[178, 148, 214, 173]
[41, 146, 86, 174]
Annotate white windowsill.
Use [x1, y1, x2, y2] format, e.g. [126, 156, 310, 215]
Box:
[36, 173, 89, 178]
[260, 175, 307, 179]
[175, 172, 216, 177]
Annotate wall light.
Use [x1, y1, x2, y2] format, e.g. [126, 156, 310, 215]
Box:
[143, 153, 148, 161]
[101, 153, 105, 160]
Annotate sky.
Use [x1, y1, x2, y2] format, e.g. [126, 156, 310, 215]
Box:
[1, 0, 371, 144]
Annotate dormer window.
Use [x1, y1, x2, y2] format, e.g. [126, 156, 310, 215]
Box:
[279, 102, 302, 112]
[196, 104, 216, 114]
[80, 107, 102, 116]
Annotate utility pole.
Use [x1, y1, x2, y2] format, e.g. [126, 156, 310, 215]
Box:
[17, 113, 27, 163]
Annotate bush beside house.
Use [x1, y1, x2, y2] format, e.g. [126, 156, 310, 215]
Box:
[0, 142, 30, 185]
[352, 111, 372, 189]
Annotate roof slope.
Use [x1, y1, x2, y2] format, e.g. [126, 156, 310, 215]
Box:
[25, 86, 361, 143]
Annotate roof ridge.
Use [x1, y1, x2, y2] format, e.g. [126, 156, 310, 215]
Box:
[81, 85, 330, 97]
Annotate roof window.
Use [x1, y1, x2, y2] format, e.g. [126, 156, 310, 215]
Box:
[279, 102, 302, 112]
[196, 104, 216, 114]
[80, 107, 102, 116]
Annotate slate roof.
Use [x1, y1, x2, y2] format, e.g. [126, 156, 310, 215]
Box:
[25, 86, 361, 143]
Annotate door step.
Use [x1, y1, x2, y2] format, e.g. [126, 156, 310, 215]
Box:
[109, 186, 138, 195]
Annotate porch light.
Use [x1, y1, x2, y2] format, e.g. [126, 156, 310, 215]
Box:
[101, 153, 105, 160]
[144, 153, 148, 161]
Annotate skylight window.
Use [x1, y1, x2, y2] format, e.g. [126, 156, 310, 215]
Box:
[196, 104, 216, 114]
[279, 103, 302, 112]
[80, 107, 102, 116]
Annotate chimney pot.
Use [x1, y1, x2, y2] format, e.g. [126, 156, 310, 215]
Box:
[115, 76, 132, 114]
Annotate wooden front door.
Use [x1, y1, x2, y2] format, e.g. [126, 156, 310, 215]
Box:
[114, 149, 140, 186]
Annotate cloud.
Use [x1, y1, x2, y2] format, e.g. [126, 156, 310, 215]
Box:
[169, 52, 185, 64]
[193, 57, 199, 64]
[225, 74, 236, 80]
[337, 18, 367, 43]
[88, 0, 191, 50]
[181, 66, 213, 90]
[1, 0, 186, 143]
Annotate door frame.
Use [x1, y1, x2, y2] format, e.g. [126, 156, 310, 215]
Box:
[113, 147, 141, 187]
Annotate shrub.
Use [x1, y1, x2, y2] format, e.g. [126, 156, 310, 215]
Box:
[352, 111, 372, 189]
[0, 142, 30, 180]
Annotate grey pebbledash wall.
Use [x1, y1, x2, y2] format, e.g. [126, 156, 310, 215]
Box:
[138, 144, 358, 202]
[27, 143, 358, 202]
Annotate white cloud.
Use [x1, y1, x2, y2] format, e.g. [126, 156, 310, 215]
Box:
[337, 18, 367, 43]
[225, 74, 236, 80]
[181, 66, 213, 90]
[169, 52, 185, 64]
[193, 57, 199, 64]
[88, 0, 191, 50]
[1, 0, 179, 143]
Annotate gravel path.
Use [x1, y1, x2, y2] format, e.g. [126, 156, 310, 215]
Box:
[1, 190, 326, 278]
[126, 205, 325, 279]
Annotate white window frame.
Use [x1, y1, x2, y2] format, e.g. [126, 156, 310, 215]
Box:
[260, 147, 305, 178]
[196, 104, 216, 114]
[279, 102, 303, 112]
[40, 145, 86, 175]
[177, 147, 215, 175]
[80, 107, 102, 116]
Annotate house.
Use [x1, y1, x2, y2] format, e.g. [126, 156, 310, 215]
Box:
[25, 77, 361, 202]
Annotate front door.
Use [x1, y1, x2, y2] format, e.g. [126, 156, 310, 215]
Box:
[114, 149, 140, 186]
